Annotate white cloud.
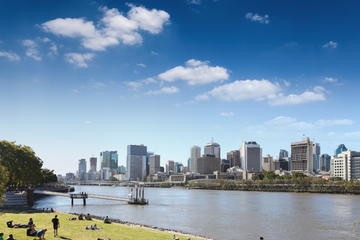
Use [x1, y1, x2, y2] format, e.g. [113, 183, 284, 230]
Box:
[344, 131, 360, 137]
[245, 12, 269, 24]
[270, 86, 326, 106]
[146, 86, 179, 95]
[0, 51, 20, 61]
[195, 93, 210, 101]
[64, 52, 94, 68]
[322, 41, 337, 49]
[158, 59, 229, 85]
[151, 50, 159, 55]
[84, 120, 92, 124]
[125, 77, 157, 89]
[49, 43, 58, 55]
[200, 79, 281, 101]
[22, 39, 41, 61]
[323, 77, 337, 83]
[42, 5, 170, 51]
[41, 37, 51, 43]
[137, 63, 146, 68]
[265, 116, 354, 130]
[187, 0, 202, 5]
[283, 80, 291, 87]
[220, 112, 235, 117]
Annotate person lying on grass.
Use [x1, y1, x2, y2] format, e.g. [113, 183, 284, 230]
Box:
[97, 238, 111, 240]
[85, 224, 102, 230]
[6, 221, 28, 228]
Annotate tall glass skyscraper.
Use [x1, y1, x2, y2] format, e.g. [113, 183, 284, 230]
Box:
[127, 145, 147, 181]
[100, 151, 118, 170]
[335, 144, 347, 156]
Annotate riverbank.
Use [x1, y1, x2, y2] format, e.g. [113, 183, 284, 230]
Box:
[186, 179, 360, 194]
[0, 210, 209, 240]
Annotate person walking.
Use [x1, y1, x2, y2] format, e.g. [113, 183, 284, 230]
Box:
[52, 215, 60, 237]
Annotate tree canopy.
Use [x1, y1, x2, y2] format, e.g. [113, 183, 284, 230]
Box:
[0, 140, 57, 186]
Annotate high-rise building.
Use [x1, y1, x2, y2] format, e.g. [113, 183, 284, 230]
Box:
[290, 138, 313, 173]
[262, 154, 273, 171]
[335, 144, 348, 156]
[118, 165, 126, 174]
[204, 141, 221, 158]
[240, 141, 262, 172]
[312, 143, 320, 172]
[278, 149, 289, 160]
[331, 150, 360, 181]
[196, 155, 221, 174]
[90, 157, 97, 172]
[78, 159, 87, 180]
[190, 146, 201, 172]
[146, 151, 154, 176]
[100, 151, 118, 170]
[166, 160, 175, 174]
[127, 145, 147, 181]
[174, 162, 184, 173]
[221, 159, 230, 172]
[227, 150, 241, 168]
[149, 154, 160, 175]
[320, 154, 331, 172]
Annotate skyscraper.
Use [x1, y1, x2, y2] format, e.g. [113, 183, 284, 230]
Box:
[127, 145, 147, 181]
[335, 144, 348, 156]
[166, 160, 175, 174]
[78, 158, 87, 180]
[240, 141, 262, 172]
[227, 150, 240, 167]
[320, 154, 331, 172]
[312, 143, 320, 172]
[262, 154, 273, 171]
[90, 157, 97, 172]
[196, 155, 221, 174]
[290, 138, 313, 173]
[204, 141, 221, 158]
[100, 151, 118, 170]
[149, 154, 160, 175]
[146, 151, 154, 176]
[190, 145, 201, 172]
[278, 149, 289, 160]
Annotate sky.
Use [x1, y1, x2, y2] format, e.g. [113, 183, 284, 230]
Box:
[1, 0, 360, 174]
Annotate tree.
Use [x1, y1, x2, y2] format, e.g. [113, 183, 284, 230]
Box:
[0, 141, 43, 186]
[0, 162, 9, 204]
[40, 169, 58, 184]
[262, 171, 277, 180]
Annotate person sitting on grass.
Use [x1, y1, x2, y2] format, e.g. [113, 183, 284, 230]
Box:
[28, 218, 33, 227]
[85, 213, 92, 220]
[103, 216, 111, 224]
[0, 232, 3, 240]
[36, 229, 47, 240]
[78, 214, 84, 220]
[6, 221, 28, 228]
[85, 224, 101, 230]
[6, 234, 15, 240]
[26, 224, 37, 237]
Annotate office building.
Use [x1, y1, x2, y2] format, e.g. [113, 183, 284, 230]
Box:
[240, 141, 262, 172]
[100, 167, 111, 180]
[320, 154, 331, 172]
[166, 160, 175, 174]
[204, 141, 221, 158]
[78, 158, 87, 180]
[196, 155, 221, 174]
[290, 138, 313, 173]
[190, 146, 201, 172]
[278, 149, 289, 160]
[331, 150, 360, 181]
[174, 162, 184, 173]
[149, 154, 160, 175]
[221, 159, 230, 172]
[312, 143, 321, 172]
[65, 172, 75, 181]
[262, 154, 273, 171]
[126, 145, 147, 181]
[335, 144, 348, 156]
[227, 150, 241, 168]
[146, 151, 154, 176]
[100, 151, 118, 170]
[90, 157, 97, 172]
[118, 165, 126, 174]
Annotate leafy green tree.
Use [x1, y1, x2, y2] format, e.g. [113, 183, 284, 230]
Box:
[262, 171, 277, 180]
[40, 169, 58, 184]
[0, 141, 43, 186]
[0, 162, 9, 203]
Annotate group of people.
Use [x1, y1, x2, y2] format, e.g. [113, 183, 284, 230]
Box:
[4, 215, 59, 240]
[0, 233, 15, 240]
[77, 213, 92, 220]
[41, 208, 55, 213]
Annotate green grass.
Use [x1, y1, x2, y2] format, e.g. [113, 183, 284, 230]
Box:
[0, 211, 203, 240]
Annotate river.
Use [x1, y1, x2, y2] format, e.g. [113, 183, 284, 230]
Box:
[34, 186, 360, 240]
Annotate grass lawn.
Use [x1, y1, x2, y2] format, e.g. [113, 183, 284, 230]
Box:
[0, 211, 203, 240]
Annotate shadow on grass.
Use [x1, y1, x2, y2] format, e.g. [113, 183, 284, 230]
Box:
[59, 237, 72, 240]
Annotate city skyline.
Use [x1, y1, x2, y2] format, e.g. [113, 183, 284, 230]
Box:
[2, 0, 360, 174]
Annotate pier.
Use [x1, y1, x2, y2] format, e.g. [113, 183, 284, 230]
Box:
[33, 185, 148, 206]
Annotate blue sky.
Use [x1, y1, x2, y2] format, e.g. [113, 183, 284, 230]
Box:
[1, 0, 360, 174]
